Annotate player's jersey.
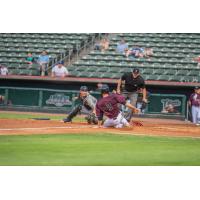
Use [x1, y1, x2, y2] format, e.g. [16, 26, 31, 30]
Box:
[189, 93, 200, 107]
[96, 94, 126, 120]
[81, 94, 97, 110]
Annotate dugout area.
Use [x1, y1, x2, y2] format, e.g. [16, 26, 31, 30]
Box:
[0, 76, 196, 121]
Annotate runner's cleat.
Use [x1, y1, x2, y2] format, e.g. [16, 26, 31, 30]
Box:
[63, 118, 72, 123]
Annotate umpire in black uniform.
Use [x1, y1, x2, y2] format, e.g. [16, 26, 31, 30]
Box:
[117, 68, 147, 121]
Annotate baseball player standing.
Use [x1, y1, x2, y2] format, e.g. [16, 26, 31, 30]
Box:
[117, 68, 147, 121]
[189, 86, 200, 126]
[63, 86, 98, 124]
[96, 84, 139, 128]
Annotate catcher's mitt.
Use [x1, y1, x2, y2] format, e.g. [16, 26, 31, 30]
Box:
[85, 113, 98, 125]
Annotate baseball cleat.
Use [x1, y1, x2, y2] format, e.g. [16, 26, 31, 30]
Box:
[63, 118, 72, 123]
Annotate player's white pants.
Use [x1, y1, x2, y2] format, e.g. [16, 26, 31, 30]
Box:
[103, 112, 130, 128]
[191, 106, 200, 124]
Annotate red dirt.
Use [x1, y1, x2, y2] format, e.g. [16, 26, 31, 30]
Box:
[0, 117, 200, 138]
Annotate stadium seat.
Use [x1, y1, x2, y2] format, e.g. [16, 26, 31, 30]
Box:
[176, 70, 188, 76]
[146, 75, 158, 80]
[165, 69, 176, 75]
[157, 75, 170, 81]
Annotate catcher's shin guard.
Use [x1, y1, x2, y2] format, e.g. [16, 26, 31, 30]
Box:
[63, 105, 82, 123]
[85, 113, 98, 124]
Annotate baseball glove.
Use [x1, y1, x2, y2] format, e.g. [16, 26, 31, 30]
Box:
[85, 113, 98, 125]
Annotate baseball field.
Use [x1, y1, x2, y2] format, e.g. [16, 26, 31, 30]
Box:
[0, 111, 200, 166]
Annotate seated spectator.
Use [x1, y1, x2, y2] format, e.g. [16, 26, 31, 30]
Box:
[125, 45, 144, 58]
[193, 55, 200, 67]
[94, 39, 101, 50]
[144, 48, 154, 58]
[94, 38, 109, 52]
[100, 38, 109, 52]
[51, 61, 69, 78]
[25, 53, 35, 64]
[116, 39, 128, 53]
[37, 50, 50, 76]
[0, 64, 8, 75]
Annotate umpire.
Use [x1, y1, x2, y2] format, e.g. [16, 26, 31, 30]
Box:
[117, 68, 147, 121]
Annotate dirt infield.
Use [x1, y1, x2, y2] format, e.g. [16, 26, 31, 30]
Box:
[0, 117, 200, 138]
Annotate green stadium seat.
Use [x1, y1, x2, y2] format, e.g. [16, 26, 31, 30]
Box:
[165, 69, 176, 75]
[86, 66, 98, 72]
[112, 73, 123, 79]
[176, 70, 188, 76]
[169, 75, 184, 82]
[97, 67, 110, 72]
[8, 69, 20, 75]
[146, 75, 158, 80]
[157, 75, 170, 81]
[143, 69, 154, 74]
[188, 70, 200, 76]
[154, 69, 165, 75]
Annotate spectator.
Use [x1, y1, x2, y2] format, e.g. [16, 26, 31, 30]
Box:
[125, 45, 145, 58]
[94, 39, 101, 50]
[51, 61, 69, 78]
[193, 55, 200, 68]
[144, 48, 154, 58]
[94, 38, 109, 52]
[116, 39, 128, 54]
[0, 64, 8, 75]
[25, 53, 35, 64]
[100, 38, 109, 52]
[37, 50, 50, 76]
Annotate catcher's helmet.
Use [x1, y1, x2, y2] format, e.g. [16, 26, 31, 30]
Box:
[80, 86, 88, 92]
[100, 84, 109, 94]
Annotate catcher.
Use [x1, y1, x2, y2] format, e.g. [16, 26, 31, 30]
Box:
[63, 86, 98, 124]
[96, 84, 140, 128]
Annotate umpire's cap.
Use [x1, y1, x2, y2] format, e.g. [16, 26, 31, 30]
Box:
[100, 84, 110, 94]
[80, 86, 88, 92]
[132, 68, 140, 74]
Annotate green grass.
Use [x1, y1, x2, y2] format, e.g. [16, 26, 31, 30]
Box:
[0, 111, 200, 166]
[0, 133, 200, 166]
[0, 112, 84, 122]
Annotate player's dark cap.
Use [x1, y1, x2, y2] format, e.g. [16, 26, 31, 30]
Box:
[194, 86, 200, 90]
[80, 86, 88, 92]
[132, 68, 140, 74]
[100, 84, 109, 94]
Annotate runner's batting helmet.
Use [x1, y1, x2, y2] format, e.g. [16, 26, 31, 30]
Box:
[100, 84, 109, 94]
